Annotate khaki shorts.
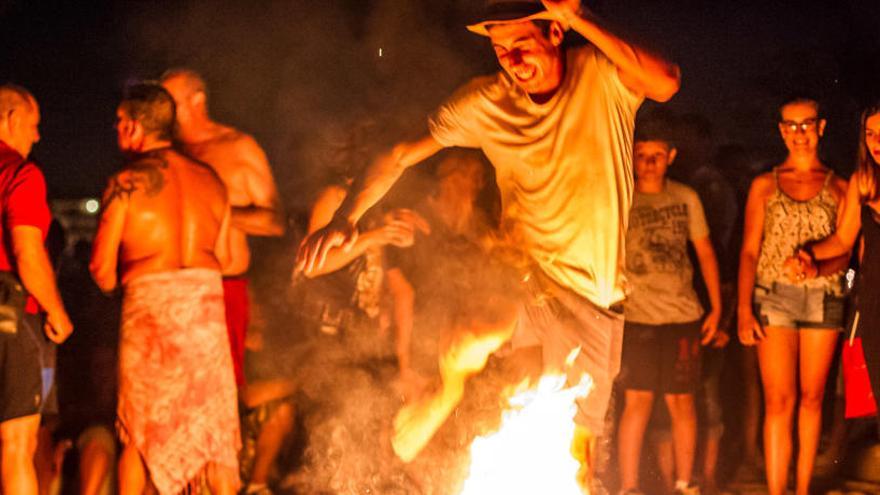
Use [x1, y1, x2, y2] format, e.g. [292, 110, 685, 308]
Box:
[512, 272, 624, 436]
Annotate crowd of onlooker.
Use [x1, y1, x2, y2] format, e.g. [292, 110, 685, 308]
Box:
[4, 91, 880, 495]
[1, 4, 879, 492]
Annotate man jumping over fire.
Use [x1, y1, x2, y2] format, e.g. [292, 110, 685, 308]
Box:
[297, 0, 680, 486]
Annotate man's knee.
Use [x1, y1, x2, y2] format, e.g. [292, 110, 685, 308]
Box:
[0, 415, 40, 459]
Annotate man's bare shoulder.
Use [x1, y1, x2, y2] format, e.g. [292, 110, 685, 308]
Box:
[229, 130, 267, 160]
[171, 150, 227, 192]
[105, 155, 168, 203]
[202, 124, 266, 162]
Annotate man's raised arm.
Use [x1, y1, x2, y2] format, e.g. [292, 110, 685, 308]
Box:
[295, 134, 444, 274]
[542, 0, 680, 102]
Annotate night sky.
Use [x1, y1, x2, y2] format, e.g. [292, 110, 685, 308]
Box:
[1, 0, 878, 209]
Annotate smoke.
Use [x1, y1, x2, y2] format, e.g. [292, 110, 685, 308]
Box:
[116, 1, 534, 491]
[122, 0, 487, 214]
[278, 315, 518, 494]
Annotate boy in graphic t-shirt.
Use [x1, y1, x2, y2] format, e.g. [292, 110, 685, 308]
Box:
[617, 124, 722, 495]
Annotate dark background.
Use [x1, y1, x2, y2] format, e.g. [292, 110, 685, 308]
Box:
[1, 0, 878, 210]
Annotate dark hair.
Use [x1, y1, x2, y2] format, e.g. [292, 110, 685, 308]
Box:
[532, 19, 553, 36]
[778, 96, 821, 120]
[120, 83, 176, 141]
[634, 116, 676, 147]
[856, 99, 880, 202]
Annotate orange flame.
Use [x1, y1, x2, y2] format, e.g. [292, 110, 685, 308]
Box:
[459, 370, 592, 495]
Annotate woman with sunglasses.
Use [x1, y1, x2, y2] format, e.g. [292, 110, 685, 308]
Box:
[738, 97, 850, 495]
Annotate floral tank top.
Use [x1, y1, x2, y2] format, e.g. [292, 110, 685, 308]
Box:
[756, 168, 843, 293]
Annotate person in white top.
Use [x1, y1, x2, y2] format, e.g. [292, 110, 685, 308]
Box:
[296, 0, 679, 486]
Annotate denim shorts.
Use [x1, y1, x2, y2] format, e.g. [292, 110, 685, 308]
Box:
[753, 282, 845, 330]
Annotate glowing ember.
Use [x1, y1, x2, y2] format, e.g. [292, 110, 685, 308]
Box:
[459, 372, 592, 495]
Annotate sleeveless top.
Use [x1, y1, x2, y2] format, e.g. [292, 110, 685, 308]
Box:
[756, 168, 843, 293]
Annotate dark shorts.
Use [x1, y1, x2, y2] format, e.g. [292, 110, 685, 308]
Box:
[753, 282, 845, 330]
[648, 346, 725, 440]
[223, 277, 249, 387]
[1, 312, 46, 422]
[512, 272, 624, 436]
[620, 320, 702, 395]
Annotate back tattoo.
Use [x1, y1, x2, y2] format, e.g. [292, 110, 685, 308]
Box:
[106, 155, 167, 206]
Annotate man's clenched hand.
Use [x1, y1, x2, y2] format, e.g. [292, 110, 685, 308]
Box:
[540, 0, 582, 23]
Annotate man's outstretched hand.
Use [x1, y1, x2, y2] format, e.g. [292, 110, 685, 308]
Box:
[295, 216, 358, 275]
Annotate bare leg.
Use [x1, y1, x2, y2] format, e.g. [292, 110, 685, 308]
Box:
[654, 434, 676, 495]
[206, 462, 239, 495]
[118, 444, 146, 495]
[815, 381, 846, 474]
[700, 350, 725, 494]
[79, 427, 116, 495]
[0, 414, 40, 495]
[34, 423, 59, 495]
[617, 390, 654, 491]
[740, 345, 762, 472]
[756, 326, 798, 495]
[665, 394, 697, 486]
[702, 430, 722, 493]
[795, 329, 838, 495]
[249, 401, 295, 486]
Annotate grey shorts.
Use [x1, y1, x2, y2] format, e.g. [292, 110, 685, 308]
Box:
[753, 282, 845, 330]
[511, 272, 624, 436]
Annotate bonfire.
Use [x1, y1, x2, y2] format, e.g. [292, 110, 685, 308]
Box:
[459, 371, 593, 495]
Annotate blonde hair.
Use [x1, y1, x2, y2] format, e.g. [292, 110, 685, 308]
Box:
[856, 101, 880, 202]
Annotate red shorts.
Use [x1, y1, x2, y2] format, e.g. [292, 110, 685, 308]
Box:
[222, 277, 249, 387]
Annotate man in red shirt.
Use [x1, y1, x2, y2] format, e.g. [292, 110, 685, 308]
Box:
[0, 84, 73, 495]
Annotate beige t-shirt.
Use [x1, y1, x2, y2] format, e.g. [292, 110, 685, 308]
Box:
[428, 45, 643, 308]
[624, 180, 710, 324]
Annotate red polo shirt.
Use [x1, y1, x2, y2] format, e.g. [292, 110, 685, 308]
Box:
[0, 140, 52, 313]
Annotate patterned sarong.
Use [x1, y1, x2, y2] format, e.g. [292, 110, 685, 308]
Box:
[118, 268, 240, 494]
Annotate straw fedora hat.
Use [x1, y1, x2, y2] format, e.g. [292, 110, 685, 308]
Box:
[466, 0, 559, 37]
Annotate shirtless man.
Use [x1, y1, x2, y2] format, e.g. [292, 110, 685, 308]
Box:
[160, 69, 284, 388]
[90, 83, 239, 495]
